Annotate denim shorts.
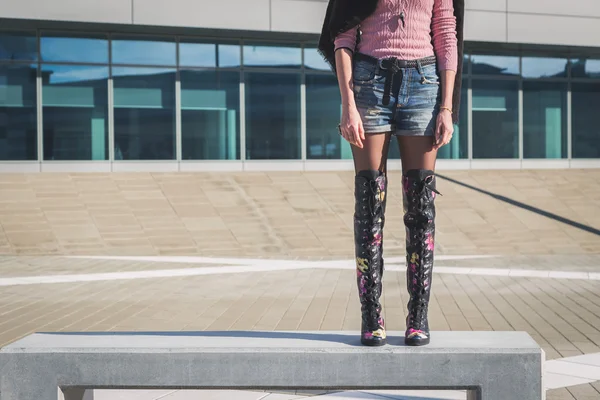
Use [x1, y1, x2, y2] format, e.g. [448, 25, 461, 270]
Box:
[352, 57, 441, 136]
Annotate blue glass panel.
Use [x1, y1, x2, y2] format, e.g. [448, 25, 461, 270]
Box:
[179, 42, 216, 67]
[41, 33, 108, 64]
[306, 74, 345, 159]
[243, 44, 301, 68]
[112, 37, 176, 66]
[522, 57, 568, 78]
[245, 72, 300, 159]
[219, 44, 241, 68]
[0, 31, 37, 62]
[523, 82, 568, 159]
[180, 70, 240, 160]
[572, 83, 600, 158]
[571, 59, 600, 78]
[0, 64, 37, 160]
[112, 67, 176, 160]
[471, 55, 519, 76]
[304, 48, 330, 71]
[41, 64, 109, 160]
[472, 80, 519, 159]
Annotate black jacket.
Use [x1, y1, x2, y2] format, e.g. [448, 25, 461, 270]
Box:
[317, 0, 465, 123]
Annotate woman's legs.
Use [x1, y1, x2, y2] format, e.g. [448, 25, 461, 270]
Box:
[397, 136, 439, 346]
[351, 133, 392, 346]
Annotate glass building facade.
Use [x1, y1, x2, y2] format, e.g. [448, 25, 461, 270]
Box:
[1, 29, 600, 168]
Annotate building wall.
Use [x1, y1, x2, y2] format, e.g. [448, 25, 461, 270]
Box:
[2, 0, 600, 47]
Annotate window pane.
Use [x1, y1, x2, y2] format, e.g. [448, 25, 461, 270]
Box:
[438, 79, 468, 159]
[180, 70, 240, 160]
[42, 64, 108, 160]
[523, 82, 567, 159]
[113, 67, 176, 160]
[219, 44, 241, 68]
[0, 64, 37, 160]
[243, 44, 301, 68]
[0, 31, 37, 62]
[471, 55, 519, 76]
[41, 33, 108, 64]
[112, 37, 176, 66]
[522, 57, 568, 78]
[304, 48, 331, 71]
[571, 59, 600, 78]
[572, 83, 600, 158]
[245, 72, 300, 160]
[306, 74, 347, 159]
[472, 80, 519, 159]
[179, 42, 216, 67]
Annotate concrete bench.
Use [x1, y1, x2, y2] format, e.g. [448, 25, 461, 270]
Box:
[0, 331, 544, 400]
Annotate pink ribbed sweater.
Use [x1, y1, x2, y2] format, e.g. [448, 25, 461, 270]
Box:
[334, 0, 458, 71]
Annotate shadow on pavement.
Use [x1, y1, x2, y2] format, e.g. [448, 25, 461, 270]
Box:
[437, 174, 600, 236]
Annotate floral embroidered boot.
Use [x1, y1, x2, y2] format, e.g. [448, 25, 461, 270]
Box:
[402, 169, 440, 346]
[354, 169, 387, 346]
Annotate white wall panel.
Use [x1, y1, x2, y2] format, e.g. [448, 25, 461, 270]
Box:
[508, 0, 600, 18]
[133, 0, 270, 31]
[508, 14, 600, 47]
[464, 10, 507, 42]
[271, 0, 328, 33]
[0, 0, 132, 24]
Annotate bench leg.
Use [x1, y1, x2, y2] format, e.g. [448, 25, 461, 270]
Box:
[467, 386, 543, 400]
[59, 388, 93, 400]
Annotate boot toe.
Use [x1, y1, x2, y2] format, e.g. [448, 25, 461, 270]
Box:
[361, 329, 387, 346]
[404, 329, 430, 346]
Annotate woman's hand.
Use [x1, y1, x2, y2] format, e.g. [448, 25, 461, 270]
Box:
[433, 108, 453, 150]
[340, 105, 365, 149]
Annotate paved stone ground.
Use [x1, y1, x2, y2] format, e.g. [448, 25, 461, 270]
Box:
[0, 170, 599, 399]
[0, 170, 598, 257]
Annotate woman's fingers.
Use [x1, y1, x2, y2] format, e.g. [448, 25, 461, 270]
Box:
[341, 124, 363, 148]
[353, 124, 363, 148]
[358, 122, 366, 142]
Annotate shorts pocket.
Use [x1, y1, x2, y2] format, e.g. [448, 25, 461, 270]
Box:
[418, 64, 440, 85]
[352, 60, 376, 83]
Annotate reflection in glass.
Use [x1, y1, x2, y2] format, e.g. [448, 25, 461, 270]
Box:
[218, 44, 241, 68]
[0, 64, 37, 160]
[472, 80, 519, 159]
[306, 74, 346, 159]
[471, 55, 519, 76]
[571, 59, 600, 78]
[180, 70, 240, 160]
[0, 31, 37, 62]
[41, 33, 108, 64]
[304, 48, 331, 71]
[523, 82, 567, 159]
[179, 42, 216, 67]
[245, 72, 300, 159]
[243, 44, 301, 67]
[438, 79, 468, 159]
[112, 37, 176, 66]
[42, 65, 108, 160]
[572, 83, 600, 158]
[113, 67, 176, 160]
[522, 57, 568, 78]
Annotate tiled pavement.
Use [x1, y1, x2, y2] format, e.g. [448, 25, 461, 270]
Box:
[0, 170, 599, 257]
[0, 170, 599, 399]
